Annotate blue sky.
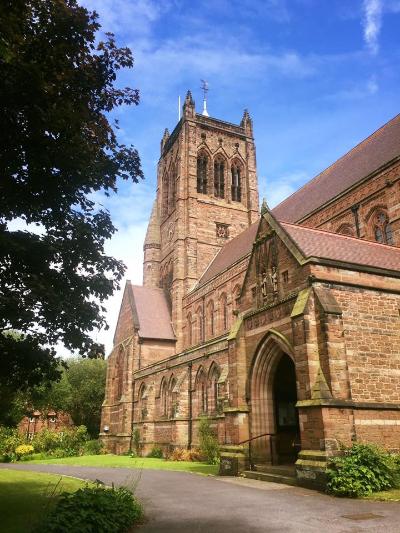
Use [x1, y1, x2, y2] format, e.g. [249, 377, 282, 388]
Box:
[80, 0, 400, 354]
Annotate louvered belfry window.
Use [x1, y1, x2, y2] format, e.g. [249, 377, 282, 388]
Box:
[197, 154, 208, 194]
[214, 158, 225, 198]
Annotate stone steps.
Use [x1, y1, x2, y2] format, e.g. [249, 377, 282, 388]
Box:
[241, 469, 298, 486]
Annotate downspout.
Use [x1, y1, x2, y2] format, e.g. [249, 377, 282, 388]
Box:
[351, 204, 360, 237]
[188, 361, 193, 449]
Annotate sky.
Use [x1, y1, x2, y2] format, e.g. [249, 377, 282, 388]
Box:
[78, 0, 400, 355]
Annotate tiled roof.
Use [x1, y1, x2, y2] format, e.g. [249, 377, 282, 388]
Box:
[130, 284, 175, 340]
[197, 222, 259, 287]
[282, 222, 400, 272]
[273, 114, 400, 223]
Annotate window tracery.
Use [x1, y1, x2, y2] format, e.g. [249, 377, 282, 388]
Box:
[197, 153, 208, 194]
[231, 162, 242, 202]
[336, 223, 354, 237]
[373, 211, 393, 245]
[214, 157, 225, 198]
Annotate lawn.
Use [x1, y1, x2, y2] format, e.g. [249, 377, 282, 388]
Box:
[365, 488, 400, 502]
[0, 469, 91, 533]
[27, 454, 219, 475]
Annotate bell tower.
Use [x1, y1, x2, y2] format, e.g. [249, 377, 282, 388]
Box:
[144, 90, 259, 351]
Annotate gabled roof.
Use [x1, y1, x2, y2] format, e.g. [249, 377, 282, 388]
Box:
[273, 219, 400, 274]
[196, 222, 259, 287]
[272, 114, 400, 223]
[130, 284, 175, 341]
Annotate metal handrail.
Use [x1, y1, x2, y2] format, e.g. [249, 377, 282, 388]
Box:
[237, 432, 274, 470]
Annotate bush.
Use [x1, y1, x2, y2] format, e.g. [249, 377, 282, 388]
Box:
[147, 445, 163, 458]
[32, 425, 89, 457]
[198, 417, 220, 465]
[36, 483, 143, 533]
[327, 443, 400, 497]
[82, 439, 105, 456]
[15, 444, 34, 460]
[168, 447, 202, 462]
[0, 426, 25, 461]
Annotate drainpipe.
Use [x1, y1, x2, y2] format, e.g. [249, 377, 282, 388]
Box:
[188, 361, 193, 449]
[351, 204, 360, 237]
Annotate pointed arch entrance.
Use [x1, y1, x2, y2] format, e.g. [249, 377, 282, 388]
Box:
[248, 331, 300, 468]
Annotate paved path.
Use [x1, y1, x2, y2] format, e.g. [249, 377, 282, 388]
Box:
[1, 463, 399, 532]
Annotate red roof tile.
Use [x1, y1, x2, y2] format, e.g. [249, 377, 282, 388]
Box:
[130, 284, 175, 340]
[282, 222, 400, 272]
[197, 222, 259, 287]
[273, 114, 400, 223]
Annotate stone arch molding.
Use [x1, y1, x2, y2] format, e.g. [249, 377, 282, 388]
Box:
[247, 329, 295, 450]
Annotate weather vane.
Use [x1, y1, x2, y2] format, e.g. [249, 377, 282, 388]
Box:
[200, 79, 209, 117]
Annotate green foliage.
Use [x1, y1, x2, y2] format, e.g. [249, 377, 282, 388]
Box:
[83, 439, 105, 456]
[32, 425, 88, 457]
[0, 426, 25, 461]
[327, 443, 400, 497]
[0, 0, 142, 406]
[15, 444, 34, 459]
[147, 446, 163, 459]
[198, 417, 220, 465]
[36, 482, 143, 533]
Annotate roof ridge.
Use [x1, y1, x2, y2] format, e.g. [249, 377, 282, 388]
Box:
[273, 113, 400, 213]
[281, 222, 400, 251]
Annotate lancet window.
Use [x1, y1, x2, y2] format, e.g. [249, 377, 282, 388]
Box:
[197, 153, 208, 194]
[373, 211, 393, 245]
[214, 157, 225, 198]
[231, 162, 242, 202]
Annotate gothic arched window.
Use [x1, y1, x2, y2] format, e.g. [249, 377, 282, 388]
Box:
[162, 172, 169, 217]
[196, 369, 207, 415]
[208, 364, 220, 413]
[373, 211, 393, 245]
[197, 153, 208, 194]
[207, 300, 214, 338]
[337, 223, 354, 237]
[231, 162, 242, 202]
[214, 157, 225, 199]
[196, 306, 204, 344]
[168, 165, 177, 213]
[187, 313, 193, 347]
[138, 383, 148, 421]
[168, 376, 177, 418]
[220, 294, 228, 331]
[160, 379, 168, 417]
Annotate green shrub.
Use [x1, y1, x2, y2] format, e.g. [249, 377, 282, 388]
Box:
[83, 439, 105, 456]
[0, 426, 25, 461]
[36, 483, 143, 533]
[327, 443, 400, 497]
[15, 444, 34, 460]
[147, 445, 163, 458]
[198, 417, 220, 465]
[32, 425, 89, 457]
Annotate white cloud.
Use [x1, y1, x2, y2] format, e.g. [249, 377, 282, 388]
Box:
[259, 171, 309, 209]
[362, 0, 383, 55]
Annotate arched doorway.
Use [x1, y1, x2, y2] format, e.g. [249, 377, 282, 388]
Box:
[248, 332, 300, 469]
[272, 354, 300, 464]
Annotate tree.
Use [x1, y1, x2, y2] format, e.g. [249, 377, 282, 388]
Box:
[8, 357, 107, 437]
[0, 1, 142, 398]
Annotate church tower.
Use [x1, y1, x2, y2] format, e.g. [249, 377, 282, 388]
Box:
[143, 91, 259, 351]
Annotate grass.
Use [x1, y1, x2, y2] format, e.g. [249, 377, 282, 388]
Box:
[364, 488, 400, 501]
[27, 454, 219, 475]
[0, 469, 91, 533]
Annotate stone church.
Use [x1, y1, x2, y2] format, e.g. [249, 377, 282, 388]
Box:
[100, 91, 400, 487]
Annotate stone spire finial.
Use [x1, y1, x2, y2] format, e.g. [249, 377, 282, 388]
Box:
[160, 128, 170, 154]
[183, 90, 195, 118]
[260, 197, 269, 215]
[240, 108, 253, 136]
